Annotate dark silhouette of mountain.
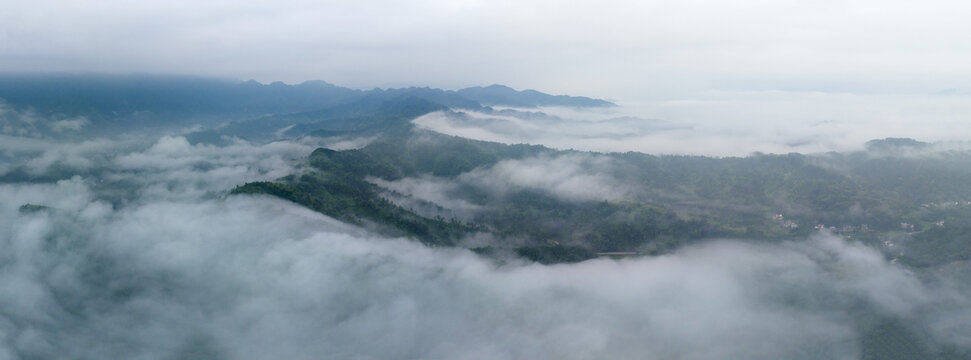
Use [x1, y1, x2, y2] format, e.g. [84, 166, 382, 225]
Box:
[0, 73, 361, 116]
[0, 74, 617, 138]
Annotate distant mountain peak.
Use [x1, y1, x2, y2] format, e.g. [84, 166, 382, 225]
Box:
[457, 85, 614, 108]
[865, 137, 930, 152]
[299, 79, 333, 86]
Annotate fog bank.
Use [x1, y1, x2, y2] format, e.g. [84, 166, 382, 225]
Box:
[415, 92, 971, 156]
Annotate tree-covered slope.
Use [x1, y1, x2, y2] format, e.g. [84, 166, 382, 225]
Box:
[234, 127, 971, 267]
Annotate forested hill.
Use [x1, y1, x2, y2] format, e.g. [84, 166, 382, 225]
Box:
[234, 114, 971, 267]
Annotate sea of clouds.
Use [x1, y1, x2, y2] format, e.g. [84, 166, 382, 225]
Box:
[1, 118, 970, 359]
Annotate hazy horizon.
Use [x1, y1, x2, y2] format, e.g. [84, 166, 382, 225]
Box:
[4, 1, 970, 98]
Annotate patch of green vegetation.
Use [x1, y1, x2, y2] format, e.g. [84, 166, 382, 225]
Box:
[18, 203, 52, 213]
[232, 170, 467, 247]
[860, 318, 932, 360]
[514, 245, 597, 264]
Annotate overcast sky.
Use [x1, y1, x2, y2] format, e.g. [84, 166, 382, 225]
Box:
[2, 0, 970, 102]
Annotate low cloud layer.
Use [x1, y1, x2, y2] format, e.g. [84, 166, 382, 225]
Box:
[4, 189, 970, 358]
[1, 131, 970, 359]
[0, 101, 89, 138]
[416, 92, 971, 156]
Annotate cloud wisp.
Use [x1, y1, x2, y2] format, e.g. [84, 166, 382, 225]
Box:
[369, 153, 632, 221]
[458, 154, 631, 202]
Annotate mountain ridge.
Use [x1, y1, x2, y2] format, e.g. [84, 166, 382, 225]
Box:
[0, 73, 614, 118]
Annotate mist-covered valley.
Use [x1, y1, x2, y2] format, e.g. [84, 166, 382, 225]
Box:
[2, 75, 971, 359]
